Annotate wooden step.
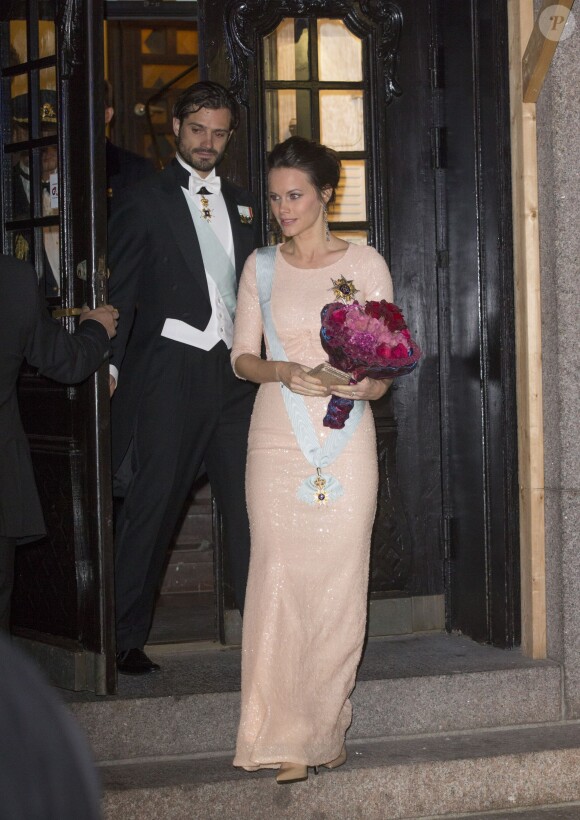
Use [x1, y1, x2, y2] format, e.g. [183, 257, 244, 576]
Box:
[174, 507, 213, 546]
[160, 545, 214, 594]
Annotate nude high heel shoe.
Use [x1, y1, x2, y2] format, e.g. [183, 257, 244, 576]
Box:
[315, 744, 347, 773]
[276, 763, 308, 784]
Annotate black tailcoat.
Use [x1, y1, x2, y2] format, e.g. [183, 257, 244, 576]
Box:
[108, 159, 259, 472]
[107, 159, 259, 646]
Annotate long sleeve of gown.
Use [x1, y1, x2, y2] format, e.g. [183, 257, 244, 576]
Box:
[231, 250, 263, 377]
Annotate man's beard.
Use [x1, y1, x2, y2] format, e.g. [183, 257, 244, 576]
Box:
[176, 132, 226, 173]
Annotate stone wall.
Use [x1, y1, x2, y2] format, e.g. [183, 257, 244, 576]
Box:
[535, 12, 580, 716]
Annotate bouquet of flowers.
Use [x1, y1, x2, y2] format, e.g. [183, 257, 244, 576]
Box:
[319, 300, 422, 429]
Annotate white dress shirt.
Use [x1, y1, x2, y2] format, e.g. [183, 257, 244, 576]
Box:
[110, 155, 236, 386]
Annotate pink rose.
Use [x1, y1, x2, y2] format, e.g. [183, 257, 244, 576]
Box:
[330, 307, 347, 324]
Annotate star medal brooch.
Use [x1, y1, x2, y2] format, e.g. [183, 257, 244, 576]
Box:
[330, 275, 359, 303]
[198, 187, 213, 222]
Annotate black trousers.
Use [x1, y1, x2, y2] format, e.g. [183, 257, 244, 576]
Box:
[113, 339, 255, 653]
[0, 537, 17, 632]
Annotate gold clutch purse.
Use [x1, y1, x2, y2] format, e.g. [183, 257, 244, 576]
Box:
[308, 362, 351, 388]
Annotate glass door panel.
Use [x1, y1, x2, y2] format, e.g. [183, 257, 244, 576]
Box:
[320, 90, 365, 152]
[141, 27, 167, 55]
[263, 17, 368, 242]
[265, 88, 311, 149]
[333, 230, 368, 245]
[38, 16, 56, 58]
[6, 10, 60, 298]
[264, 18, 309, 80]
[333, 159, 367, 222]
[317, 19, 362, 81]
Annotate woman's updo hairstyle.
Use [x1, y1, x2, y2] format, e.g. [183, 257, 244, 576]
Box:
[267, 136, 341, 205]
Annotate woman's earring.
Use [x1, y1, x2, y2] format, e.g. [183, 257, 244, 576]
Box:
[323, 204, 330, 242]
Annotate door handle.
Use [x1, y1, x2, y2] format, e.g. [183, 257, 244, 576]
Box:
[52, 307, 84, 318]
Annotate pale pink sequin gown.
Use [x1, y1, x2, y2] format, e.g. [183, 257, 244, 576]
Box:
[231, 244, 393, 770]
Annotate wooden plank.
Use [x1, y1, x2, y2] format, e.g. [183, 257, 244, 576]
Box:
[507, 0, 547, 658]
[522, 0, 575, 102]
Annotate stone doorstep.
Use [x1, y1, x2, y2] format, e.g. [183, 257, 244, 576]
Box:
[70, 664, 562, 763]
[98, 724, 580, 820]
[425, 805, 580, 819]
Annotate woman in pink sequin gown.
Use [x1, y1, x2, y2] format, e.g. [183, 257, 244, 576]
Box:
[231, 138, 393, 782]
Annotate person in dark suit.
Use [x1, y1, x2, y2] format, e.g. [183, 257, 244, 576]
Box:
[108, 81, 259, 675]
[0, 254, 118, 631]
[104, 80, 155, 215]
[0, 634, 101, 820]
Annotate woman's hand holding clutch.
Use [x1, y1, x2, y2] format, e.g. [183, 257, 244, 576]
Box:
[276, 361, 330, 397]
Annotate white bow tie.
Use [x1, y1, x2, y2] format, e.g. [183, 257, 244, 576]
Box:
[189, 173, 221, 198]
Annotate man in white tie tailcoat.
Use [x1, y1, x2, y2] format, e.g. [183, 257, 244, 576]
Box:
[108, 82, 259, 674]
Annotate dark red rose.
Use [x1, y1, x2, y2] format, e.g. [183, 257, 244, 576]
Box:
[376, 342, 392, 359]
[390, 343, 408, 359]
[364, 301, 382, 320]
[384, 303, 406, 331]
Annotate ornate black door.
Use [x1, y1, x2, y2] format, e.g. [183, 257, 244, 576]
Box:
[199, 0, 519, 646]
[0, 0, 115, 691]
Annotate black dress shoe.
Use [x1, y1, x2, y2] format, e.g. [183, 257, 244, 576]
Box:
[116, 648, 160, 675]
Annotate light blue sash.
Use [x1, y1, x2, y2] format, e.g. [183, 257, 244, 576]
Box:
[191, 206, 237, 319]
[256, 246, 364, 506]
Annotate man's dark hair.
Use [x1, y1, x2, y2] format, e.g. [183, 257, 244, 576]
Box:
[172, 81, 240, 131]
[104, 79, 114, 109]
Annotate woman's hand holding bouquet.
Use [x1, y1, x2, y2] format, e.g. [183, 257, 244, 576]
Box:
[319, 300, 422, 429]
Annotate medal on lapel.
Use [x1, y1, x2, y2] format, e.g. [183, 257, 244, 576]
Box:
[198, 186, 213, 222]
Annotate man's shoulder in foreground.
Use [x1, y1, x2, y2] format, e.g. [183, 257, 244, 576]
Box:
[0, 252, 36, 279]
[0, 254, 39, 306]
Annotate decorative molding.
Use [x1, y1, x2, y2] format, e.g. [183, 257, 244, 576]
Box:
[104, 1, 198, 20]
[58, 0, 84, 79]
[224, 0, 402, 106]
[361, 0, 403, 101]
